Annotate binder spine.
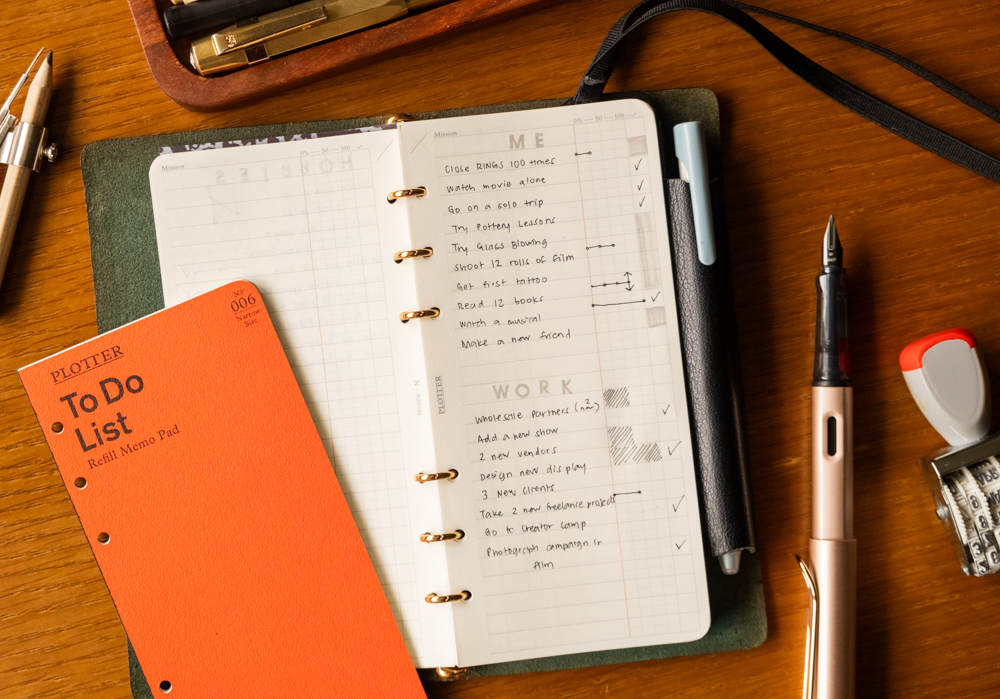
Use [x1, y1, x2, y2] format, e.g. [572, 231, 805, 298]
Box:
[389, 179, 473, 617]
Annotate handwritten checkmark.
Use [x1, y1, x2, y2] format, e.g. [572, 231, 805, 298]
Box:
[672, 495, 685, 512]
[639, 196, 646, 207]
[637, 180, 644, 191]
[651, 292, 660, 302]
[668, 441, 681, 455]
[634, 159, 642, 171]
[661, 404, 672, 416]
[675, 539, 687, 550]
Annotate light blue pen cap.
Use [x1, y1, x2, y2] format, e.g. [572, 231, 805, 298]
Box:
[673, 121, 716, 265]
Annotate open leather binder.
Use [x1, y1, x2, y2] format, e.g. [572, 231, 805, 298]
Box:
[81, 89, 766, 690]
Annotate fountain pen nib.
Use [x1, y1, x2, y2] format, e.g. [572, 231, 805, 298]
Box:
[822, 215, 842, 267]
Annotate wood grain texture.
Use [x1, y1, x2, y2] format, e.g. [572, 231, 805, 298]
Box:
[131, 0, 549, 111]
[0, 165, 32, 282]
[0, 54, 50, 283]
[2, 1, 1000, 697]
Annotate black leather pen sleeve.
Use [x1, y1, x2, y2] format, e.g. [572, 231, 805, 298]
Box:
[667, 178, 756, 559]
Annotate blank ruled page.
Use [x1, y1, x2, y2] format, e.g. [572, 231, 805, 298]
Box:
[149, 130, 458, 668]
[398, 100, 710, 667]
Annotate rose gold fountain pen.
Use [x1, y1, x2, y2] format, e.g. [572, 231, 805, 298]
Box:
[797, 216, 855, 699]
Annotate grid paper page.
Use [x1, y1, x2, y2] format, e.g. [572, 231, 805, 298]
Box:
[398, 100, 710, 667]
[149, 130, 457, 668]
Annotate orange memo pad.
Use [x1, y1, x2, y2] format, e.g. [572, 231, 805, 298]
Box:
[19, 281, 425, 698]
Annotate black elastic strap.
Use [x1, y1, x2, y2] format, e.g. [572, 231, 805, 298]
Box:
[568, 0, 1000, 184]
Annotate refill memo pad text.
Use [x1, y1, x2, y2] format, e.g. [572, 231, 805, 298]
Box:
[18, 282, 425, 698]
[148, 99, 712, 669]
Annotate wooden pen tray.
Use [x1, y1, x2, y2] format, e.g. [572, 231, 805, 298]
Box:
[128, 0, 547, 112]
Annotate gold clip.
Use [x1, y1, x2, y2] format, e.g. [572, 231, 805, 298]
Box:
[414, 469, 458, 483]
[796, 555, 819, 699]
[191, 0, 409, 75]
[211, 4, 328, 55]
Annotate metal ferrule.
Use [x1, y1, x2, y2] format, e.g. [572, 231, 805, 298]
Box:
[0, 121, 53, 171]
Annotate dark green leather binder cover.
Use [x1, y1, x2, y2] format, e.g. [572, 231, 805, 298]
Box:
[80, 89, 765, 693]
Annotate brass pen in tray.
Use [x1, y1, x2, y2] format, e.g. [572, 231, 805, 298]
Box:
[190, 0, 452, 76]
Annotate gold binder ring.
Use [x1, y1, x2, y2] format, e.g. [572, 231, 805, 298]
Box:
[394, 247, 434, 263]
[420, 530, 465, 543]
[387, 187, 427, 203]
[414, 469, 458, 483]
[400, 308, 440, 323]
[386, 114, 415, 124]
[435, 666, 469, 680]
[425, 590, 472, 604]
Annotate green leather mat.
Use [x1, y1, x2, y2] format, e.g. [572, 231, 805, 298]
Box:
[81, 89, 766, 692]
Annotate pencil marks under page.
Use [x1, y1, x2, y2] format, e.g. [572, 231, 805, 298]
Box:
[399, 101, 710, 667]
[149, 131, 456, 668]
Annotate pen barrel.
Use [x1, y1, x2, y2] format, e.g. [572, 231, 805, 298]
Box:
[813, 386, 852, 539]
[809, 538, 856, 699]
[164, 0, 295, 40]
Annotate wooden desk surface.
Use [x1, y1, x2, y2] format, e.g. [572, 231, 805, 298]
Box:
[2, 1, 1000, 696]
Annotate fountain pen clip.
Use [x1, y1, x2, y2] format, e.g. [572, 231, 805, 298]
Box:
[796, 555, 819, 699]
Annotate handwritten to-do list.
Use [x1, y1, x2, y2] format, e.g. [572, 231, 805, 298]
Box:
[148, 100, 709, 670]
[401, 100, 710, 666]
